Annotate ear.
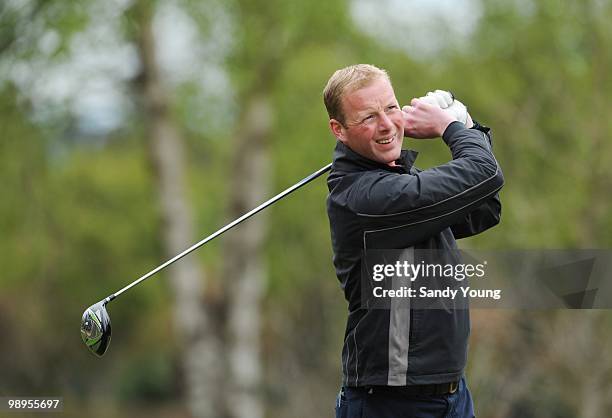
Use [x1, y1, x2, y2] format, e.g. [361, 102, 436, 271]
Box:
[329, 119, 347, 143]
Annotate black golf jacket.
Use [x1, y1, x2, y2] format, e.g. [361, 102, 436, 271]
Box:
[326, 121, 504, 387]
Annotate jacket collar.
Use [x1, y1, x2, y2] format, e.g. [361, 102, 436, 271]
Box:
[331, 140, 418, 175]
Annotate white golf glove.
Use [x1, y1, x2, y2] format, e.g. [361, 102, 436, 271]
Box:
[419, 90, 453, 108]
[419, 89, 468, 124]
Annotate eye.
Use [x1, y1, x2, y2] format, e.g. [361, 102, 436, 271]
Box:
[362, 114, 376, 123]
[386, 105, 399, 112]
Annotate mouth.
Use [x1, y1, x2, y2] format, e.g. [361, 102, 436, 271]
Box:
[375, 135, 395, 145]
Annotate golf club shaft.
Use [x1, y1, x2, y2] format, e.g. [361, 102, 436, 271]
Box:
[105, 163, 332, 303]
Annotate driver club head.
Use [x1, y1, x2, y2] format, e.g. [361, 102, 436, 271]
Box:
[81, 300, 112, 357]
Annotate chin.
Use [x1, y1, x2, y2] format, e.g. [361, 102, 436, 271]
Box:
[377, 153, 400, 165]
[387, 149, 402, 163]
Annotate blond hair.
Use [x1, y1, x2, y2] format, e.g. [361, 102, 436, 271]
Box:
[323, 64, 390, 124]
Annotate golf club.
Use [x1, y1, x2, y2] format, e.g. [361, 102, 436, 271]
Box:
[81, 163, 332, 357]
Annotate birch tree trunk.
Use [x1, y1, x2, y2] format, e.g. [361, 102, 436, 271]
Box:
[221, 93, 272, 418]
[131, 2, 224, 417]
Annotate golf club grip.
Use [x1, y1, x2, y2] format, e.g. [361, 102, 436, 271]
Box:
[108, 163, 333, 300]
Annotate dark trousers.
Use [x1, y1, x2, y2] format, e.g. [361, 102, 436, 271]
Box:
[335, 377, 475, 418]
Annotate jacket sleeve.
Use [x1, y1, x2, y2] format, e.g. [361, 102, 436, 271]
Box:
[449, 125, 502, 239]
[450, 192, 501, 239]
[346, 122, 504, 248]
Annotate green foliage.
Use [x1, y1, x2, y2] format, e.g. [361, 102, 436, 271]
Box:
[440, 0, 612, 249]
[0, 87, 167, 396]
[116, 352, 176, 403]
[0, 0, 91, 61]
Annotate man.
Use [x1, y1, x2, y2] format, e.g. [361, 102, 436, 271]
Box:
[324, 64, 504, 418]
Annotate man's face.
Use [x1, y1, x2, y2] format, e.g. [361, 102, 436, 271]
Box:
[330, 77, 404, 165]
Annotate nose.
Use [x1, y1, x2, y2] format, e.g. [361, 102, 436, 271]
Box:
[378, 112, 394, 132]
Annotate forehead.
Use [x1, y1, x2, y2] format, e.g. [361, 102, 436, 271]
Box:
[342, 77, 397, 114]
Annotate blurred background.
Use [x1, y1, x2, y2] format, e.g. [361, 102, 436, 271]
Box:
[1, 0, 612, 417]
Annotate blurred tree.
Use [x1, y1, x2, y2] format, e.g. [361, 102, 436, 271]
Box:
[217, 0, 366, 416]
[125, 1, 224, 417]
